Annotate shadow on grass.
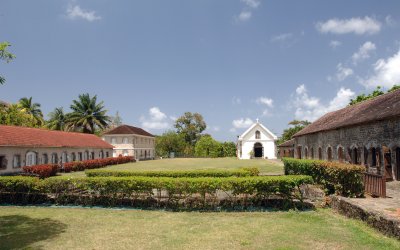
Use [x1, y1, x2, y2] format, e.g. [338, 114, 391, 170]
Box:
[0, 215, 67, 249]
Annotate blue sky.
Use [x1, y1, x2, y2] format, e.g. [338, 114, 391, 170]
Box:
[2, 0, 400, 141]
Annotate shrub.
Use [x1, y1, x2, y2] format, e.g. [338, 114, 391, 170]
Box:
[85, 167, 260, 178]
[23, 164, 58, 178]
[0, 175, 313, 209]
[282, 158, 364, 197]
[63, 156, 135, 173]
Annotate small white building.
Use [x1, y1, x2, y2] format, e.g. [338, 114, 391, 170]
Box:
[237, 120, 277, 159]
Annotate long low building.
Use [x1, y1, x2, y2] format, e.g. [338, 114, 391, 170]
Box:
[0, 125, 113, 174]
[292, 89, 400, 181]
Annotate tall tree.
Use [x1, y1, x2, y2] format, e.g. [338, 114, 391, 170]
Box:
[0, 41, 15, 85]
[0, 104, 37, 127]
[46, 107, 66, 131]
[194, 135, 222, 158]
[155, 131, 186, 157]
[277, 120, 310, 145]
[66, 93, 111, 134]
[174, 112, 206, 147]
[18, 97, 44, 126]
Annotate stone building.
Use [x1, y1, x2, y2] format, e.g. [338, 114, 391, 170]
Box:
[292, 89, 400, 181]
[237, 120, 277, 159]
[0, 125, 113, 175]
[277, 139, 295, 158]
[102, 124, 155, 160]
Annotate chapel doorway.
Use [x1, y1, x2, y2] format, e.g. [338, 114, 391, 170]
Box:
[254, 143, 263, 158]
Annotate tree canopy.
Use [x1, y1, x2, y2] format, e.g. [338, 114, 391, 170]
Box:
[0, 41, 16, 85]
[277, 120, 310, 145]
[174, 112, 206, 146]
[155, 131, 186, 157]
[18, 97, 44, 126]
[349, 85, 400, 105]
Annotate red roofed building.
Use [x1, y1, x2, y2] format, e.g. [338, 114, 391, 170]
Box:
[0, 125, 113, 174]
[102, 124, 155, 160]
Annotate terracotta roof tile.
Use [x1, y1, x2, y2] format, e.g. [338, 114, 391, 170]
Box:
[0, 125, 113, 148]
[103, 125, 154, 137]
[294, 89, 400, 137]
[278, 139, 295, 147]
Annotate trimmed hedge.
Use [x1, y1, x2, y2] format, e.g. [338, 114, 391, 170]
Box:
[23, 164, 58, 178]
[282, 158, 364, 197]
[85, 167, 260, 178]
[64, 156, 135, 172]
[0, 175, 313, 209]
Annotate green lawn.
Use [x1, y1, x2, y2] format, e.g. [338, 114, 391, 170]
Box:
[61, 157, 284, 177]
[0, 206, 399, 250]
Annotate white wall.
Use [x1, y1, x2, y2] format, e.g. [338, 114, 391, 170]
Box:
[237, 123, 277, 159]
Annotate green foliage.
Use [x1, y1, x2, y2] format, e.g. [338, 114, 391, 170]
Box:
[388, 84, 400, 93]
[0, 104, 39, 127]
[45, 107, 66, 130]
[194, 135, 222, 157]
[85, 167, 260, 178]
[18, 97, 44, 126]
[221, 142, 237, 157]
[174, 112, 206, 146]
[282, 158, 365, 197]
[277, 120, 310, 145]
[349, 86, 385, 105]
[0, 41, 16, 85]
[0, 175, 312, 208]
[155, 131, 186, 157]
[66, 93, 111, 134]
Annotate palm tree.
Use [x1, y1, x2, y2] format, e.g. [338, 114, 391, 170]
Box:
[18, 97, 44, 126]
[46, 107, 66, 131]
[66, 93, 110, 134]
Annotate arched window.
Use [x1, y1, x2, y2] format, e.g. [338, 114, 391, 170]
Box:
[111, 137, 117, 144]
[99, 151, 104, 159]
[327, 147, 333, 162]
[304, 148, 308, 159]
[61, 152, 68, 163]
[297, 146, 302, 159]
[42, 154, 48, 164]
[51, 153, 58, 164]
[310, 148, 314, 159]
[123, 150, 128, 156]
[71, 153, 76, 162]
[255, 131, 261, 139]
[338, 147, 344, 163]
[352, 148, 359, 164]
[318, 148, 322, 160]
[91, 152, 95, 159]
[26, 152, 37, 166]
[123, 138, 129, 144]
[13, 155, 21, 168]
[85, 151, 89, 160]
[106, 151, 109, 158]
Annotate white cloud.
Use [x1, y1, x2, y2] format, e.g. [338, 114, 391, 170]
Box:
[352, 41, 376, 64]
[362, 49, 400, 88]
[140, 107, 170, 130]
[236, 0, 260, 22]
[241, 0, 260, 8]
[66, 5, 101, 22]
[292, 85, 355, 121]
[270, 33, 293, 42]
[336, 63, 354, 81]
[385, 15, 396, 26]
[316, 16, 381, 35]
[232, 118, 254, 129]
[256, 97, 274, 108]
[329, 40, 342, 48]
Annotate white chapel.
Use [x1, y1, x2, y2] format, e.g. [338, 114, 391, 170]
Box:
[237, 119, 278, 160]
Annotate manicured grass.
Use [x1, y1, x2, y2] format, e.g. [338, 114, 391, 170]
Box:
[61, 157, 284, 177]
[0, 206, 399, 249]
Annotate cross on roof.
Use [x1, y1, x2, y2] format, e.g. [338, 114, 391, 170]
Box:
[256, 118, 259, 123]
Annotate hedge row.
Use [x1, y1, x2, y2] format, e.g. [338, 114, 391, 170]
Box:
[23, 164, 58, 178]
[0, 175, 313, 209]
[282, 157, 364, 197]
[63, 156, 135, 172]
[85, 167, 260, 178]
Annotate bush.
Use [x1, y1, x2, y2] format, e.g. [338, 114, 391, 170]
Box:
[85, 167, 260, 178]
[23, 164, 58, 178]
[282, 158, 364, 197]
[0, 175, 313, 209]
[63, 156, 135, 173]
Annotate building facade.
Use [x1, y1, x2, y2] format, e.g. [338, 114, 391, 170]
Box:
[0, 125, 113, 175]
[237, 120, 277, 160]
[102, 125, 155, 160]
[292, 89, 400, 181]
[277, 139, 295, 158]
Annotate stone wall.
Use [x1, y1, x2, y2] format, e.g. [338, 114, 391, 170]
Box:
[294, 117, 400, 180]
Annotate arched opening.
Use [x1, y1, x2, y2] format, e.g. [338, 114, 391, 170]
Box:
[383, 147, 393, 180]
[71, 153, 76, 162]
[42, 154, 48, 164]
[123, 150, 128, 157]
[327, 147, 333, 162]
[297, 146, 302, 159]
[99, 151, 104, 159]
[364, 147, 369, 166]
[61, 152, 67, 163]
[338, 147, 344, 163]
[91, 152, 95, 159]
[253, 143, 263, 158]
[318, 148, 322, 160]
[123, 137, 128, 144]
[396, 147, 400, 180]
[371, 148, 377, 166]
[352, 148, 359, 164]
[255, 130, 261, 139]
[310, 148, 314, 159]
[51, 153, 58, 164]
[26, 152, 37, 166]
[304, 148, 308, 159]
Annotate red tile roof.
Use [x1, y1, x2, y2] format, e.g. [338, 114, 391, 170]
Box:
[103, 124, 155, 137]
[294, 89, 400, 137]
[277, 139, 295, 147]
[0, 125, 113, 149]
